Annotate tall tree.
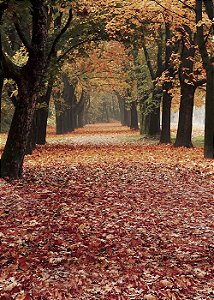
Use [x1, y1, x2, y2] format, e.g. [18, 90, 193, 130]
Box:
[174, 25, 206, 148]
[0, 0, 48, 178]
[196, 0, 214, 158]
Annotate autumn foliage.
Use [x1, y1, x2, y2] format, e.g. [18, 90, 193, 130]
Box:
[0, 124, 213, 299]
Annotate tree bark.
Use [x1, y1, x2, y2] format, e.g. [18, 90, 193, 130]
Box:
[174, 23, 199, 148]
[36, 79, 54, 144]
[76, 89, 88, 128]
[1, 80, 38, 177]
[55, 75, 77, 134]
[115, 91, 131, 127]
[160, 90, 172, 143]
[196, 0, 214, 158]
[204, 65, 214, 158]
[160, 22, 174, 144]
[0, 77, 3, 132]
[130, 101, 139, 130]
[26, 113, 37, 155]
[174, 83, 196, 148]
[142, 90, 161, 137]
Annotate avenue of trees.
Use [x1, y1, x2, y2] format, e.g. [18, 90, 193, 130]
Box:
[0, 0, 213, 179]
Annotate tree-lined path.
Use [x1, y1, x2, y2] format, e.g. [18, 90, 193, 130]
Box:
[0, 123, 213, 299]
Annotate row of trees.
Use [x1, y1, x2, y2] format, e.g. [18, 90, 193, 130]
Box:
[0, 0, 213, 179]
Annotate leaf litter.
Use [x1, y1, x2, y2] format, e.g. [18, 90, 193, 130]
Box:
[0, 124, 213, 299]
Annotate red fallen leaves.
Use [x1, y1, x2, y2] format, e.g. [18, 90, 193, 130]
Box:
[0, 124, 214, 299]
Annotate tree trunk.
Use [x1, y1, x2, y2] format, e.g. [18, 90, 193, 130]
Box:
[130, 101, 139, 130]
[174, 84, 196, 148]
[174, 25, 196, 148]
[55, 75, 77, 134]
[26, 114, 37, 155]
[55, 106, 64, 134]
[76, 89, 88, 128]
[0, 2, 48, 178]
[160, 22, 174, 144]
[36, 79, 53, 144]
[0, 77, 3, 132]
[36, 107, 49, 144]
[204, 65, 214, 158]
[124, 109, 130, 127]
[160, 90, 172, 143]
[142, 91, 161, 137]
[1, 81, 38, 178]
[196, 0, 214, 157]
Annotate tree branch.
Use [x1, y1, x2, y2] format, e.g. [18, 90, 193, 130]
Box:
[177, 0, 195, 11]
[141, 37, 155, 80]
[57, 39, 95, 63]
[203, 0, 214, 21]
[13, 17, 31, 51]
[2, 53, 22, 83]
[196, 0, 210, 69]
[48, 8, 73, 61]
[195, 78, 207, 87]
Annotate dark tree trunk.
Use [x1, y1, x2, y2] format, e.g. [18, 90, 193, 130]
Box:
[119, 99, 125, 125]
[55, 75, 77, 134]
[196, 0, 214, 158]
[56, 111, 64, 134]
[26, 114, 37, 155]
[174, 84, 196, 148]
[0, 77, 3, 132]
[130, 101, 139, 130]
[115, 91, 130, 126]
[36, 79, 53, 144]
[76, 89, 88, 128]
[160, 22, 174, 144]
[1, 81, 39, 178]
[174, 25, 196, 148]
[204, 65, 214, 158]
[142, 107, 160, 136]
[160, 90, 172, 143]
[120, 100, 129, 126]
[0, 2, 48, 178]
[0, 7, 4, 134]
[77, 110, 84, 128]
[124, 109, 130, 127]
[36, 107, 49, 143]
[142, 91, 161, 137]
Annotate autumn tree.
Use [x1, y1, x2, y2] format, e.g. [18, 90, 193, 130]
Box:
[196, 0, 214, 158]
[0, 0, 108, 178]
[153, 0, 207, 147]
[0, 0, 49, 178]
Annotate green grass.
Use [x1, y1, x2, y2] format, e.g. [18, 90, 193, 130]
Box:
[171, 135, 204, 147]
[192, 136, 204, 147]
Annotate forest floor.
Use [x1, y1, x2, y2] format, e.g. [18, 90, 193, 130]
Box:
[0, 123, 213, 300]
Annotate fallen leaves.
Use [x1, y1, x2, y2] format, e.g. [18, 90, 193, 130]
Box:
[0, 124, 214, 299]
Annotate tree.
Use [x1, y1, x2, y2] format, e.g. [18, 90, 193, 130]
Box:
[160, 21, 175, 144]
[196, 0, 214, 158]
[0, 0, 48, 178]
[174, 25, 206, 148]
[1, 0, 100, 177]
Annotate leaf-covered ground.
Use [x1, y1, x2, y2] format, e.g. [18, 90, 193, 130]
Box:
[0, 123, 213, 300]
